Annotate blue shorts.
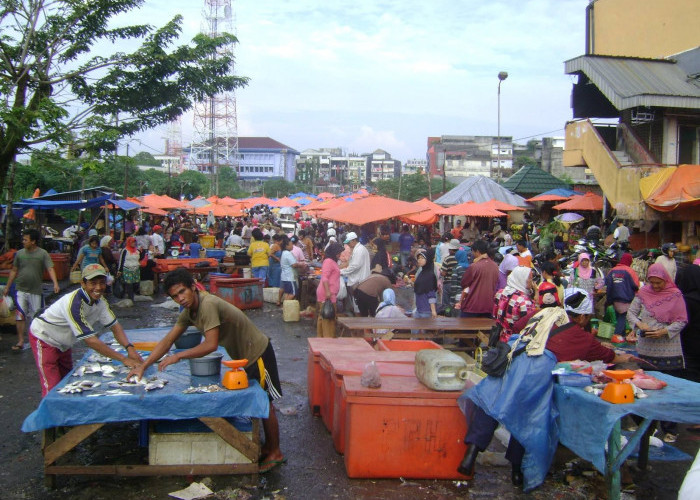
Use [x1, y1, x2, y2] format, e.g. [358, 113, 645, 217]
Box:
[281, 281, 296, 295]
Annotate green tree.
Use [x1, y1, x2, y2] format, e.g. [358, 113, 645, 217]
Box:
[132, 152, 161, 167]
[14, 153, 81, 197]
[175, 170, 209, 199]
[375, 173, 454, 201]
[0, 0, 249, 191]
[514, 156, 536, 169]
[140, 168, 170, 195]
[217, 166, 245, 197]
[263, 178, 295, 198]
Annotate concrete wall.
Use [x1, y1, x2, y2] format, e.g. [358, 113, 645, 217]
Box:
[589, 0, 700, 58]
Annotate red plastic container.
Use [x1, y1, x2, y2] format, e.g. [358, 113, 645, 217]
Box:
[376, 339, 443, 352]
[208, 273, 232, 294]
[44, 253, 69, 281]
[317, 350, 417, 431]
[307, 338, 373, 416]
[342, 375, 470, 479]
[214, 278, 263, 310]
[330, 360, 415, 454]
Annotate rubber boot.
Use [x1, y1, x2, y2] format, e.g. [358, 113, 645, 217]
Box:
[511, 463, 524, 487]
[457, 444, 479, 478]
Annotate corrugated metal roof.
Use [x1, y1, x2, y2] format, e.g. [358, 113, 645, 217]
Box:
[238, 137, 299, 153]
[565, 55, 700, 110]
[434, 175, 529, 207]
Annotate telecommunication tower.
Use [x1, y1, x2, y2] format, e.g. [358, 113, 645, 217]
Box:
[188, 0, 239, 193]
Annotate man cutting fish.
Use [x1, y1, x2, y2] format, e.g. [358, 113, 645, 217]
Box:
[28, 264, 143, 397]
[128, 267, 286, 473]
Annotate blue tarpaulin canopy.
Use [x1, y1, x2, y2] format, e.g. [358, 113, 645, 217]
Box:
[13, 194, 113, 210]
[108, 199, 140, 211]
[541, 188, 584, 197]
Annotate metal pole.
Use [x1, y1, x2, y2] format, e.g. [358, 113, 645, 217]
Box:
[497, 81, 501, 182]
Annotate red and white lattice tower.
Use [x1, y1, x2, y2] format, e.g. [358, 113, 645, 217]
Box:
[188, 0, 239, 185]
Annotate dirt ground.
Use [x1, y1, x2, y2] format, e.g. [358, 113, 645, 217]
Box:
[0, 282, 697, 500]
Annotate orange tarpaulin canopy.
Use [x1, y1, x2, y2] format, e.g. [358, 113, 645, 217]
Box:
[270, 197, 299, 207]
[399, 198, 444, 225]
[481, 199, 525, 211]
[193, 203, 243, 217]
[438, 201, 506, 218]
[320, 196, 427, 225]
[141, 194, 187, 209]
[140, 206, 168, 216]
[526, 193, 570, 202]
[552, 192, 603, 211]
[640, 164, 700, 212]
[304, 197, 346, 212]
[316, 192, 335, 200]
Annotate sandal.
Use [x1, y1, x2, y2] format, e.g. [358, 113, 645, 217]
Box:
[11, 343, 24, 352]
[259, 456, 287, 473]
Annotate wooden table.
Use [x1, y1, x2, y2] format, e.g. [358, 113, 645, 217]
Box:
[337, 316, 494, 350]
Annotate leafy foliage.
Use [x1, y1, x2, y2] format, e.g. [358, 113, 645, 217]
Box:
[174, 170, 209, 199]
[375, 173, 454, 202]
[263, 178, 296, 198]
[0, 0, 249, 190]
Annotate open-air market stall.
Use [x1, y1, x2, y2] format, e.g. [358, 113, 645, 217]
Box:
[22, 327, 268, 486]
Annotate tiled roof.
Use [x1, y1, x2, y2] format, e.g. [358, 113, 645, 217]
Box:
[502, 165, 570, 196]
[238, 137, 298, 153]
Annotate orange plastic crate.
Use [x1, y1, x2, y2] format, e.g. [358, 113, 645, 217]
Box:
[376, 339, 443, 352]
[307, 338, 373, 416]
[342, 375, 471, 479]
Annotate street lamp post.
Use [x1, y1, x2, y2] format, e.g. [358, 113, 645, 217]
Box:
[497, 71, 508, 182]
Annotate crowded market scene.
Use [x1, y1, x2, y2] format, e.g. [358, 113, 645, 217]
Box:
[2, 175, 700, 499]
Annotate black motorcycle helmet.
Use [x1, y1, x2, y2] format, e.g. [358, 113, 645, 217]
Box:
[661, 243, 677, 256]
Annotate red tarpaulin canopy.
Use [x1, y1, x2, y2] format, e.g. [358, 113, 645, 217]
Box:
[270, 197, 299, 207]
[141, 194, 187, 209]
[552, 192, 604, 211]
[320, 196, 427, 225]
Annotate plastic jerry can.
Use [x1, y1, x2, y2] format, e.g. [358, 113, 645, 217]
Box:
[414, 349, 469, 391]
[282, 299, 300, 322]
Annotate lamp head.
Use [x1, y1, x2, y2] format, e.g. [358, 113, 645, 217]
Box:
[498, 71, 509, 81]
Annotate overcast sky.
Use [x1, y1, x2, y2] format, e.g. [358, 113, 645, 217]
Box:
[129, 0, 588, 162]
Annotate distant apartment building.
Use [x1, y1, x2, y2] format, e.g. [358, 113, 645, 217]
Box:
[233, 137, 299, 183]
[403, 158, 427, 175]
[427, 135, 513, 182]
[330, 154, 367, 188]
[367, 149, 401, 182]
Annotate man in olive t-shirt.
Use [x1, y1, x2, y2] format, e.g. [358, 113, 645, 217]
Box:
[3, 229, 60, 350]
[129, 268, 285, 472]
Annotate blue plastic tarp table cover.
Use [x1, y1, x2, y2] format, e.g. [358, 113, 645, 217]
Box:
[555, 371, 700, 473]
[22, 327, 269, 432]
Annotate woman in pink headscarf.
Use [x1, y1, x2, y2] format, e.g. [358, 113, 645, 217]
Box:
[570, 253, 601, 300]
[627, 263, 688, 442]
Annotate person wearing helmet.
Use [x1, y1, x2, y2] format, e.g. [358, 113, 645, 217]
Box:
[656, 243, 678, 281]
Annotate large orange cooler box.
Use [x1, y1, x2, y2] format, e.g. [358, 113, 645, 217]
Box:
[43, 253, 69, 281]
[215, 278, 263, 310]
[318, 350, 417, 433]
[376, 339, 443, 351]
[342, 375, 471, 479]
[307, 338, 373, 416]
[330, 359, 415, 454]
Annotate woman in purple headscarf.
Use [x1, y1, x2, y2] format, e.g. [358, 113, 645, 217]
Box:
[496, 253, 519, 291]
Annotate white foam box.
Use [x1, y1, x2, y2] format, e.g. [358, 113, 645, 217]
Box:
[149, 431, 254, 465]
[263, 287, 280, 303]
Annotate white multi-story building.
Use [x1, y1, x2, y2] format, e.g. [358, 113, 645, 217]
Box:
[428, 135, 513, 182]
[233, 137, 299, 182]
[403, 158, 427, 175]
[368, 149, 400, 182]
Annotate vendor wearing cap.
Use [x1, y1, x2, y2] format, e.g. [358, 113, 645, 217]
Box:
[456, 287, 632, 491]
[151, 224, 165, 258]
[340, 232, 370, 313]
[28, 264, 144, 397]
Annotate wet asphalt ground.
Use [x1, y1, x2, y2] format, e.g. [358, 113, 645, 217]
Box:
[0, 281, 697, 499]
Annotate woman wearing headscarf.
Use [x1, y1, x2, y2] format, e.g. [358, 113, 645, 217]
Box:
[455, 246, 471, 269]
[316, 242, 344, 338]
[413, 248, 438, 319]
[370, 237, 390, 272]
[539, 261, 564, 306]
[117, 237, 141, 301]
[570, 253, 601, 300]
[100, 235, 117, 277]
[493, 266, 537, 342]
[627, 263, 688, 443]
[373, 288, 408, 336]
[604, 253, 640, 335]
[496, 253, 519, 291]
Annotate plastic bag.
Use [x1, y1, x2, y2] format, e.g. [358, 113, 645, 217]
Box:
[336, 276, 347, 300]
[321, 299, 335, 320]
[0, 296, 9, 318]
[361, 361, 382, 388]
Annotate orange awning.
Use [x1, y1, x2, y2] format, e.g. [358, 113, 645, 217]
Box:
[316, 192, 335, 200]
[319, 196, 427, 225]
[399, 198, 444, 225]
[552, 192, 603, 211]
[481, 199, 525, 211]
[304, 197, 346, 212]
[526, 193, 570, 202]
[270, 197, 299, 207]
[193, 203, 243, 217]
[438, 201, 506, 217]
[141, 194, 187, 209]
[140, 206, 168, 216]
[640, 164, 700, 212]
